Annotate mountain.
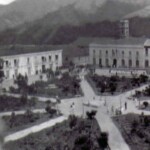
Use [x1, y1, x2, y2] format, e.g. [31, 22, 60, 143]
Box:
[0, 0, 144, 45]
[0, 0, 146, 31]
[126, 6, 150, 18]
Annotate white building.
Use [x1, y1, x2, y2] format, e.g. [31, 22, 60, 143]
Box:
[0, 45, 63, 79]
[89, 38, 150, 71]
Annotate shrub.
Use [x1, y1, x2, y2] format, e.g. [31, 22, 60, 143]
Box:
[69, 115, 77, 129]
[97, 132, 108, 149]
[86, 110, 97, 120]
[20, 93, 28, 105]
[143, 101, 149, 108]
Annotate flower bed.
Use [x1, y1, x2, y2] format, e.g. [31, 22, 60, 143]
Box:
[4, 116, 107, 150]
[86, 73, 149, 95]
[113, 113, 150, 150]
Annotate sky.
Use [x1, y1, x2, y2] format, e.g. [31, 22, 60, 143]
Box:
[0, 0, 15, 5]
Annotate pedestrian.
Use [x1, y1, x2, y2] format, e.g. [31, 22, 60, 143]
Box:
[125, 102, 127, 110]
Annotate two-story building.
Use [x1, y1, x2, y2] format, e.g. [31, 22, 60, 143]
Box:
[89, 38, 150, 71]
[0, 45, 63, 79]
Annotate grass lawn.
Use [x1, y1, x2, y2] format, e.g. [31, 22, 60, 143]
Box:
[4, 117, 104, 150]
[113, 113, 150, 150]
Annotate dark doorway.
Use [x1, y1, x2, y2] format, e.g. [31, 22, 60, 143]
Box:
[99, 59, 102, 67]
[113, 59, 117, 68]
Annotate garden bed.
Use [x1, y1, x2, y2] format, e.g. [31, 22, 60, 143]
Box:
[86, 74, 149, 96]
[10, 73, 83, 99]
[4, 116, 106, 150]
[2, 111, 60, 135]
[113, 113, 150, 150]
[0, 95, 46, 112]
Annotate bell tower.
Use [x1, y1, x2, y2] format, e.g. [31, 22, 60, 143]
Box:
[119, 19, 129, 38]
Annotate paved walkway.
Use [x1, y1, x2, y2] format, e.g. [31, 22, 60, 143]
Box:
[4, 116, 67, 143]
[0, 109, 46, 117]
[81, 79, 130, 150]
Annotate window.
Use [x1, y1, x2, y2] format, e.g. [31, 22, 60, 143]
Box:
[106, 50, 108, 57]
[105, 59, 109, 67]
[136, 60, 139, 67]
[129, 59, 132, 67]
[6, 61, 9, 67]
[129, 51, 132, 57]
[122, 59, 125, 67]
[145, 48, 148, 56]
[27, 58, 30, 65]
[122, 51, 124, 58]
[14, 59, 18, 67]
[145, 60, 149, 68]
[99, 59, 102, 67]
[49, 56, 52, 61]
[55, 55, 58, 61]
[42, 56, 46, 62]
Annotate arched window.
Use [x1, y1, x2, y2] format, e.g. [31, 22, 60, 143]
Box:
[129, 59, 132, 67]
[122, 59, 125, 67]
[145, 60, 149, 68]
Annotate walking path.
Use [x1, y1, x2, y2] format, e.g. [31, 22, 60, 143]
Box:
[4, 116, 67, 143]
[1, 71, 150, 148]
[0, 109, 46, 117]
[81, 79, 130, 150]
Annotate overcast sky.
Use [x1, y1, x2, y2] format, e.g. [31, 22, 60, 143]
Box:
[0, 0, 15, 5]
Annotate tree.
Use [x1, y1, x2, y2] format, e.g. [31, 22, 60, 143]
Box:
[109, 82, 117, 95]
[97, 132, 108, 149]
[86, 110, 97, 120]
[14, 74, 28, 93]
[69, 115, 77, 129]
[20, 92, 28, 105]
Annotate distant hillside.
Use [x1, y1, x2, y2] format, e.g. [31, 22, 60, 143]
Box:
[0, 0, 143, 45]
[0, 0, 143, 31]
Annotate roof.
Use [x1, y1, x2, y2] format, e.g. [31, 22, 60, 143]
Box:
[90, 37, 147, 46]
[0, 45, 63, 57]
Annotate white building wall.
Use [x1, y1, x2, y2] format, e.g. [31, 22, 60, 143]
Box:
[1, 50, 62, 79]
[89, 43, 146, 69]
